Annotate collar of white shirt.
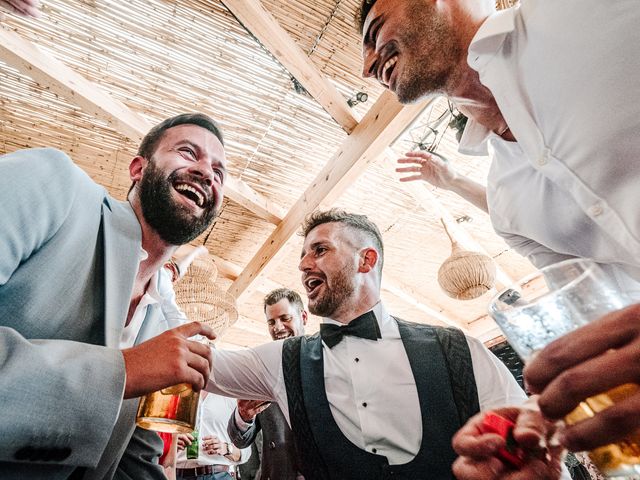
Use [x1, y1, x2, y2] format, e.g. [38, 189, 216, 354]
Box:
[457, 8, 517, 157]
[320, 301, 400, 342]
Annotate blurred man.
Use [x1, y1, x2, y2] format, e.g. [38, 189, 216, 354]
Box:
[228, 288, 306, 480]
[176, 392, 251, 480]
[358, 0, 640, 462]
[0, 113, 224, 478]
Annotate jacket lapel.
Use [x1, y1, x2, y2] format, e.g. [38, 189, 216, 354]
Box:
[102, 197, 142, 348]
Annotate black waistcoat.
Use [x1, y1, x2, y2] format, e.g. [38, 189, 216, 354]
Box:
[282, 318, 479, 480]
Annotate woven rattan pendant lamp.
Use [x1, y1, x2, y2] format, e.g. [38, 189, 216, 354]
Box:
[173, 255, 238, 334]
[437, 219, 497, 300]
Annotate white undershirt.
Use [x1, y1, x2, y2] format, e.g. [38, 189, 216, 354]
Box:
[118, 247, 162, 349]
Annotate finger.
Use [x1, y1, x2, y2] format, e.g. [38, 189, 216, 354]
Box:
[525, 305, 640, 393]
[175, 321, 217, 341]
[511, 410, 549, 450]
[453, 414, 505, 458]
[4, 0, 40, 17]
[395, 166, 422, 173]
[397, 157, 424, 165]
[452, 455, 507, 480]
[398, 175, 426, 183]
[558, 390, 640, 452]
[535, 347, 640, 420]
[404, 151, 432, 159]
[185, 352, 212, 391]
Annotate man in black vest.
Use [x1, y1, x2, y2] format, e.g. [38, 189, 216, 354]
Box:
[208, 209, 549, 479]
[228, 288, 306, 480]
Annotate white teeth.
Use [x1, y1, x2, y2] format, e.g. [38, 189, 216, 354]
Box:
[175, 183, 204, 207]
[382, 56, 398, 86]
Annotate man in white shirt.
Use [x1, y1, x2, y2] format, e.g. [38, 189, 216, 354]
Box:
[175, 392, 251, 480]
[0, 113, 224, 478]
[207, 209, 542, 479]
[357, 0, 640, 464]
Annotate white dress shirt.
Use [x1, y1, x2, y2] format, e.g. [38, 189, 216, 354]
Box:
[460, 0, 640, 295]
[177, 393, 251, 468]
[209, 302, 525, 464]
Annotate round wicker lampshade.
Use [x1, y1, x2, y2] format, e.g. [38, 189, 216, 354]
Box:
[173, 255, 237, 334]
[437, 220, 497, 300]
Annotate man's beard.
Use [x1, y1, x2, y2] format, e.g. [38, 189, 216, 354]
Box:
[308, 263, 356, 318]
[138, 162, 218, 245]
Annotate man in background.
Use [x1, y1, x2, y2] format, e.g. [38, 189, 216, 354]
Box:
[228, 288, 306, 480]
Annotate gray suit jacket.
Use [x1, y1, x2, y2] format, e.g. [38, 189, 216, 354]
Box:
[0, 148, 181, 479]
[228, 404, 302, 480]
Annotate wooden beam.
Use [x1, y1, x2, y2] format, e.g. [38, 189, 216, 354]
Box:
[0, 26, 286, 225]
[220, 0, 358, 133]
[228, 92, 430, 300]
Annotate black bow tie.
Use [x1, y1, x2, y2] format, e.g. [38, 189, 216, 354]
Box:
[319, 311, 382, 348]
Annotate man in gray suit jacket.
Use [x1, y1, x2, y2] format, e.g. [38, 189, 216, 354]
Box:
[0, 113, 226, 479]
[228, 288, 306, 480]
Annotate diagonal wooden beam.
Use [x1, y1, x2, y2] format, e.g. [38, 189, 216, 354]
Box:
[0, 26, 285, 225]
[220, 0, 358, 133]
[228, 91, 430, 300]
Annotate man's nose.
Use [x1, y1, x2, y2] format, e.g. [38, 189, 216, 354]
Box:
[188, 161, 214, 187]
[299, 254, 312, 271]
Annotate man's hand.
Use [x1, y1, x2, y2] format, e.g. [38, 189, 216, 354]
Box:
[396, 151, 458, 189]
[452, 408, 564, 480]
[237, 399, 271, 422]
[0, 0, 41, 18]
[122, 322, 216, 398]
[525, 304, 640, 452]
[176, 433, 194, 451]
[201, 435, 225, 456]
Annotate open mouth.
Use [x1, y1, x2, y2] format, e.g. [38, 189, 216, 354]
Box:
[304, 276, 325, 299]
[174, 182, 206, 208]
[380, 54, 398, 88]
[274, 332, 292, 340]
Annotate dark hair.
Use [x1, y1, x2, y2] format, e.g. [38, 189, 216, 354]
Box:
[357, 0, 378, 33]
[301, 209, 384, 273]
[263, 288, 305, 314]
[137, 113, 224, 160]
[128, 113, 224, 195]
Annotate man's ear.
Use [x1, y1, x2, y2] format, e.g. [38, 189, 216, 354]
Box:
[301, 310, 308, 326]
[129, 155, 147, 183]
[358, 248, 378, 273]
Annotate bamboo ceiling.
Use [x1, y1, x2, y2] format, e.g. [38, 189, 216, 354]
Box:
[0, 0, 530, 348]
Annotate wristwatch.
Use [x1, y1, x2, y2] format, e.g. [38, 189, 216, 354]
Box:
[225, 442, 234, 456]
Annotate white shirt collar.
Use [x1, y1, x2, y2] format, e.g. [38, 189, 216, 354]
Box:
[458, 7, 518, 157]
[467, 8, 516, 72]
[321, 301, 400, 339]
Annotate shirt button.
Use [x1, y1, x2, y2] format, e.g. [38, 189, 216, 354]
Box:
[362, 402, 367, 407]
[589, 203, 604, 217]
[354, 358, 359, 363]
[537, 147, 551, 166]
[372, 448, 377, 454]
[269, 441, 276, 449]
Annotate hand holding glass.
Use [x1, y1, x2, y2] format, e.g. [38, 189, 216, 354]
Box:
[489, 259, 640, 478]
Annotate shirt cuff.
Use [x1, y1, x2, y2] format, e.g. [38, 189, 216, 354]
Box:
[234, 408, 254, 431]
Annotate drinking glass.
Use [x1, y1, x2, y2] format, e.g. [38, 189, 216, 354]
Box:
[489, 258, 640, 479]
[136, 382, 200, 434]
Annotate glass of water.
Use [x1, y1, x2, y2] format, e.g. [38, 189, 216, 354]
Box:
[489, 258, 640, 479]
